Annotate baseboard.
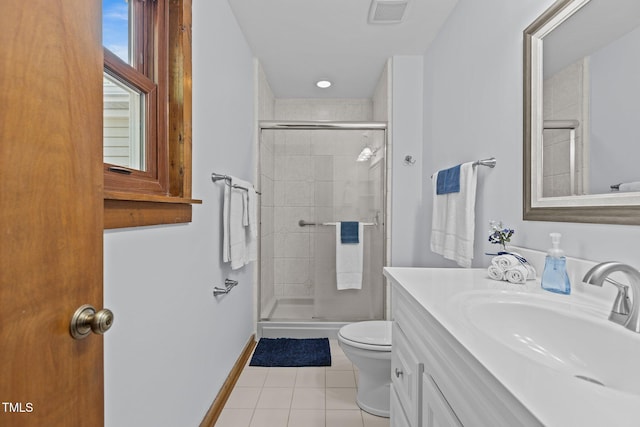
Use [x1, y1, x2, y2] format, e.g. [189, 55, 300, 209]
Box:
[199, 334, 256, 427]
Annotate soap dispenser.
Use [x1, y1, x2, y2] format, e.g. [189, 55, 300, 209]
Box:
[541, 233, 571, 294]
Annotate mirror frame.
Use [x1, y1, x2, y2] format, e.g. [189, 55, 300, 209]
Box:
[523, 0, 640, 225]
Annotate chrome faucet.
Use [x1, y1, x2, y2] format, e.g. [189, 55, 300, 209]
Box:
[583, 262, 640, 333]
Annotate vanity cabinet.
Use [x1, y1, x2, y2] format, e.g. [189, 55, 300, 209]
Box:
[391, 322, 423, 426]
[390, 281, 540, 427]
[421, 373, 462, 427]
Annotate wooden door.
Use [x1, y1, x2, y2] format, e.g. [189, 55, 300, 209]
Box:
[0, 1, 104, 426]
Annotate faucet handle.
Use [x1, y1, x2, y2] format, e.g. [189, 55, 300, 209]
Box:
[607, 278, 631, 315]
[583, 262, 640, 333]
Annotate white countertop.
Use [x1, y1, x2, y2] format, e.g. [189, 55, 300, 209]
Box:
[384, 267, 640, 427]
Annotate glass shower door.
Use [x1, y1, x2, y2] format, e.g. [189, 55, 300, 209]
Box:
[258, 127, 385, 322]
[311, 129, 385, 321]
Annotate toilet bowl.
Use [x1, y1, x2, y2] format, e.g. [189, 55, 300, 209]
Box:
[338, 320, 392, 417]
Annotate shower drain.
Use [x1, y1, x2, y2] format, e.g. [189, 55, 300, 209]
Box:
[574, 374, 605, 386]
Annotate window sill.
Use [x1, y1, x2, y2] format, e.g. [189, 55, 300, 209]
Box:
[104, 191, 202, 229]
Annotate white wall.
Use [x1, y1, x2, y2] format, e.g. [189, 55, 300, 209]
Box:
[421, 0, 640, 268]
[390, 56, 425, 267]
[103, 1, 256, 426]
[590, 25, 640, 193]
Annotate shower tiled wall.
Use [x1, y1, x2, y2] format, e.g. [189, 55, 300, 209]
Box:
[274, 99, 373, 122]
[542, 58, 589, 197]
[256, 70, 391, 318]
[269, 99, 375, 304]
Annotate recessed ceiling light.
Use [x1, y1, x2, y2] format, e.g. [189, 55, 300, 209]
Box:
[316, 80, 331, 89]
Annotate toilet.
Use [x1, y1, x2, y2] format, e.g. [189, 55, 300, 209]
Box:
[338, 320, 392, 417]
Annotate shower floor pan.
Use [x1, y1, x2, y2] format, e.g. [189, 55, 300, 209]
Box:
[259, 297, 383, 338]
[258, 321, 350, 339]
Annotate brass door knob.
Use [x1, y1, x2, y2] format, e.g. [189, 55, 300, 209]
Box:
[70, 304, 114, 339]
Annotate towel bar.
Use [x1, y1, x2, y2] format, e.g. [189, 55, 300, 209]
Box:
[298, 220, 376, 227]
[213, 279, 238, 296]
[430, 157, 497, 179]
[211, 172, 261, 194]
[472, 157, 497, 168]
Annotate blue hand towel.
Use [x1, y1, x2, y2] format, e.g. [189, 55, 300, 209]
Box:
[340, 221, 359, 244]
[436, 164, 461, 195]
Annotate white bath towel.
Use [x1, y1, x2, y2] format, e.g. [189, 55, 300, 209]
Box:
[336, 222, 364, 290]
[430, 162, 478, 267]
[223, 176, 257, 270]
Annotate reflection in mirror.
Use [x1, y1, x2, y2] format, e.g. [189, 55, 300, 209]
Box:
[524, 0, 640, 224]
[542, 0, 640, 197]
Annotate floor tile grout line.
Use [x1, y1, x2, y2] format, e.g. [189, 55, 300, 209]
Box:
[222, 340, 386, 427]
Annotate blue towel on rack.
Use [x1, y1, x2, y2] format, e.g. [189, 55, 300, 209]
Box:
[436, 164, 461, 195]
[340, 221, 359, 244]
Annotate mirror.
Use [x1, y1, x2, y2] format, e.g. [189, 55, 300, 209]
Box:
[524, 0, 640, 224]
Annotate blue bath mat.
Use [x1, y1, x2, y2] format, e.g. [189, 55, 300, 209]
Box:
[249, 338, 331, 367]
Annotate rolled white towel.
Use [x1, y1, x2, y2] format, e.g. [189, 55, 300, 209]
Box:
[491, 254, 520, 270]
[487, 265, 505, 281]
[525, 264, 537, 280]
[505, 265, 528, 284]
[619, 181, 640, 192]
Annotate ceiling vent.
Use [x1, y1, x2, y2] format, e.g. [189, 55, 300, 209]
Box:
[368, 0, 409, 24]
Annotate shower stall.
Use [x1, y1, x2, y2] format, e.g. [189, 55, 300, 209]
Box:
[258, 122, 387, 338]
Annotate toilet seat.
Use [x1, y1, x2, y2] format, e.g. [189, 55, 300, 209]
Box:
[338, 320, 392, 352]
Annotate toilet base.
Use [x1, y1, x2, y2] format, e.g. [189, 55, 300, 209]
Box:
[337, 321, 392, 418]
[355, 371, 390, 418]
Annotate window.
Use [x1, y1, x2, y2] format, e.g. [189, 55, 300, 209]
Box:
[102, 0, 200, 228]
[103, 0, 166, 194]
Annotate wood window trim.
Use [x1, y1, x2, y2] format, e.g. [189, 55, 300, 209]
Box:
[104, 49, 163, 194]
[105, 0, 201, 229]
[104, 0, 167, 194]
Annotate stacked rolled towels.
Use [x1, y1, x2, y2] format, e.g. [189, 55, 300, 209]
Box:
[487, 253, 536, 284]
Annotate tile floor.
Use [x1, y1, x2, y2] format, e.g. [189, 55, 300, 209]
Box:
[216, 339, 390, 427]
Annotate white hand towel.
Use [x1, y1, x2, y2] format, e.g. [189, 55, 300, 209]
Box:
[222, 176, 255, 270]
[505, 265, 528, 284]
[246, 186, 258, 262]
[430, 162, 478, 267]
[336, 222, 363, 290]
[222, 180, 232, 263]
[233, 178, 258, 264]
[491, 254, 520, 270]
[487, 265, 505, 281]
[228, 185, 247, 270]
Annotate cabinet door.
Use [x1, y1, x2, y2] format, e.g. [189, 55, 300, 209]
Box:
[422, 373, 463, 427]
[391, 387, 412, 427]
[391, 322, 423, 426]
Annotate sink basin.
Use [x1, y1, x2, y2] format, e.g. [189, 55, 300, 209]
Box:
[457, 291, 640, 395]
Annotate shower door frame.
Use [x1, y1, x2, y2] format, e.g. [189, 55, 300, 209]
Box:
[257, 121, 389, 333]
